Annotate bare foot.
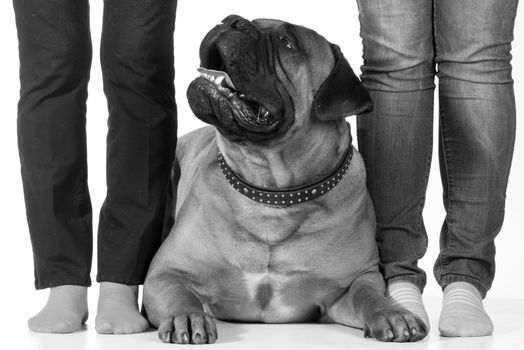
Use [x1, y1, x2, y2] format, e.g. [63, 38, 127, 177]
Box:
[95, 282, 149, 334]
[439, 282, 493, 337]
[28, 285, 88, 333]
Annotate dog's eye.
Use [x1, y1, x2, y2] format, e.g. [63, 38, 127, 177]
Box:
[278, 35, 293, 49]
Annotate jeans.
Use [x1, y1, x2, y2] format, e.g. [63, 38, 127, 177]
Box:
[356, 0, 518, 297]
[13, 0, 178, 289]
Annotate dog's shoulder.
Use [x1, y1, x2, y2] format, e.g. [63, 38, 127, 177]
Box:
[166, 125, 218, 220]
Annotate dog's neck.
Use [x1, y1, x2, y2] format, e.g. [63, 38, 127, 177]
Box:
[216, 121, 350, 190]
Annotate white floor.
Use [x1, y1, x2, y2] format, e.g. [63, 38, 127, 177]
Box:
[2, 293, 523, 350]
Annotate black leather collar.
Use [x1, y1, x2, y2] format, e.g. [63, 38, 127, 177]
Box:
[217, 138, 353, 206]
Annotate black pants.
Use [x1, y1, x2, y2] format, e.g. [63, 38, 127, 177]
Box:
[13, 0, 178, 289]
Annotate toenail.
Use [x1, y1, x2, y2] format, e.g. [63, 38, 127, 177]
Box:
[182, 332, 189, 343]
[364, 328, 370, 338]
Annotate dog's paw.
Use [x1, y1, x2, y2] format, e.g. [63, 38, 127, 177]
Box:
[157, 312, 217, 344]
[363, 308, 427, 342]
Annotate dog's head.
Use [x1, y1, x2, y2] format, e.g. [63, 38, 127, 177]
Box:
[187, 15, 373, 144]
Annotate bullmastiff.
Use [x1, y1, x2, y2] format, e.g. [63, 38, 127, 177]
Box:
[143, 15, 428, 344]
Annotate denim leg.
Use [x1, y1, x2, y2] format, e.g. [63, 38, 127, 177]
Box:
[97, 0, 178, 285]
[13, 0, 93, 290]
[434, 0, 518, 298]
[356, 0, 435, 292]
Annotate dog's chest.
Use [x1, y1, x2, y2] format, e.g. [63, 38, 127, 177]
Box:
[196, 247, 345, 323]
[170, 189, 377, 322]
[182, 219, 369, 323]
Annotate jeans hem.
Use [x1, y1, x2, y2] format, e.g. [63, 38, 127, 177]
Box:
[361, 86, 436, 93]
[35, 277, 92, 290]
[386, 275, 426, 294]
[438, 274, 488, 299]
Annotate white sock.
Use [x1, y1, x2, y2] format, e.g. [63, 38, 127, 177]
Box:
[439, 281, 493, 337]
[387, 281, 430, 330]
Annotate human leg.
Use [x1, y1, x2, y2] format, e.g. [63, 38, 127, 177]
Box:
[13, 0, 93, 333]
[356, 0, 435, 328]
[434, 0, 519, 336]
[96, 0, 178, 334]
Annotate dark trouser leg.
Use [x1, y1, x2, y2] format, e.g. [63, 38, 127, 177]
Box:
[356, 0, 435, 292]
[434, 0, 518, 298]
[13, 0, 93, 290]
[97, 0, 178, 284]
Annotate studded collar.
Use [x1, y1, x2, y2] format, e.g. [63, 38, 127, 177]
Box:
[217, 137, 353, 207]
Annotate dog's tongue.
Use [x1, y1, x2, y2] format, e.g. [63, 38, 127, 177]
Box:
[197, 67, 237, 91]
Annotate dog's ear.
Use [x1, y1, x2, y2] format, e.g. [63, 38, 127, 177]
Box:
[313, 44, 373, 121]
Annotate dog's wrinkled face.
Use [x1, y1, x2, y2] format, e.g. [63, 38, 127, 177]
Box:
[187, 15, 372, 143]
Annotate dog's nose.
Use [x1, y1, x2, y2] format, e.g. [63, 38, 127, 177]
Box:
[222, 15, 255, 33]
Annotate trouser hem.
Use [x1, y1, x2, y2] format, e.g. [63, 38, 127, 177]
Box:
[386, 275, 426, 294]
[439, 274, 488, 299]
[35, 277, 92, 290]
[96, 273, 145, 286]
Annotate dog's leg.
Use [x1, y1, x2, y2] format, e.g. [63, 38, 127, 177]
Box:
[326, 270, 427, 342]
[143, 271, 217, 344]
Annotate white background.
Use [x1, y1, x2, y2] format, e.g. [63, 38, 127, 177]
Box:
[0, 0, 522, 333]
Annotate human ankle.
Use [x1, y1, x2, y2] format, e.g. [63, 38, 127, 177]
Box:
[28, 285, 88, 333]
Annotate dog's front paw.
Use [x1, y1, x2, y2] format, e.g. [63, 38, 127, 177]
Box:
[363, 308, 427, 342]
[157, 312, 218, 344]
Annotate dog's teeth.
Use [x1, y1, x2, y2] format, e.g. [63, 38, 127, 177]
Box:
[224, 76, 237, 90]
[215, 76, 224, 85]
[197, 67, 238, 90]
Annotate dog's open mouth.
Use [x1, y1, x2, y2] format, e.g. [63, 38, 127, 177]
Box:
[195, 67, 279, 133]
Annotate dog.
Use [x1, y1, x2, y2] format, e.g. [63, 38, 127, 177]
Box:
[143, 15, 427, 344]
